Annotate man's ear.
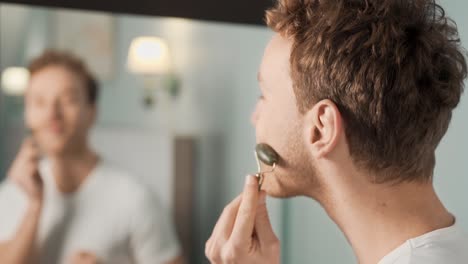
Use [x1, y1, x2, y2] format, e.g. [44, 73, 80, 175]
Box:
[303, 99, 343, 159]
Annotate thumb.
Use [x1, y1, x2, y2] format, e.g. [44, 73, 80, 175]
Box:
[254, 191, 278, 244]
[230, 175, 259, 244]
[70, 251, 98, 264]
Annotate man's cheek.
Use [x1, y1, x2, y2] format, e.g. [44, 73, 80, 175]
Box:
[26, 114, 41, 131]
[255, 116, 270, 142]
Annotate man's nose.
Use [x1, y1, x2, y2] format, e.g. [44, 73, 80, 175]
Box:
[47, 101, 63, 120]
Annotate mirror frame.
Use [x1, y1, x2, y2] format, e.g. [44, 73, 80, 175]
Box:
[0, 0, 272, 25]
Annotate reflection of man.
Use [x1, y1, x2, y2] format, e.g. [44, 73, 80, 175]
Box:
[0, 51, 184, 264]
[206, 0, 468, 263]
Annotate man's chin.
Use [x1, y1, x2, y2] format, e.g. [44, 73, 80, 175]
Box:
[261, 177, 299, 198]
[264, 189, 298, 199]
[41, 143, 68, 156]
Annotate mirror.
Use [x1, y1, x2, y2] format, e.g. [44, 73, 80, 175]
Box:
[0, 3, 282, 263]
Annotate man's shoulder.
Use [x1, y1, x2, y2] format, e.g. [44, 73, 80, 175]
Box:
[98, 161, 147, 189]
[0, 178, 27, 203]
[97, 162, 168, 227]
[0, 179, 29, 241]
[95, 161, 157, 204]
[407, 243, 468, 264]
[404, 229, 468, 264]
[380, 225, 468, 264]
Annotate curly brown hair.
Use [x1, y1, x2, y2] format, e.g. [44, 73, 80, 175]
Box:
[266, 0, 467, 183]
[28, 50, 99, 105]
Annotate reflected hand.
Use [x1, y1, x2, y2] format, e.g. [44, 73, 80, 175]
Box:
[8, 138, 43, 203]
[68, 251, 100, 264]
[205, 175, 280, 264]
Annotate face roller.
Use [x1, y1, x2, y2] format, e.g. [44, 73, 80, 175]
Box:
[254, 143, 279, 191]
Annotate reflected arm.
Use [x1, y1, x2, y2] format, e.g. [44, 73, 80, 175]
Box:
[0, 202, 42, 264]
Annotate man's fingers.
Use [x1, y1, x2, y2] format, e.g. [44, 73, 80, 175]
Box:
[69, 251, 99, 264]
[11, 161, 42, 198]
[21, 138, 35, 152]
[230, 175, 259, 245]
[25, 145, 40, 162]
[206, 195, 242, 262]
[20, 138, 40, 161]
[33, 171, 43, 186]
[254, 191, 278, 244]
[211, 195, 242, 240]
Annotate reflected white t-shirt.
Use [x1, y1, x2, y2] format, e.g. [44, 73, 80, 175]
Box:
[0, 159, 181, 264]
[378, 222, 468, 264]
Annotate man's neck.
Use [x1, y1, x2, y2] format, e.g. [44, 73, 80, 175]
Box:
[320, 175, 454, 264]
[48, 146, 99, 194]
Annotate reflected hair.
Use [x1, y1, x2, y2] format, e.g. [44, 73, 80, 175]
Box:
[28, 50, 99, 105]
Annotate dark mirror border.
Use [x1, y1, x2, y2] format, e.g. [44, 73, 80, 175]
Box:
[0, 0, 273, 25]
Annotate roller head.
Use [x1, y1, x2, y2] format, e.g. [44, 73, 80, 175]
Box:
[255, 143, 279, 167]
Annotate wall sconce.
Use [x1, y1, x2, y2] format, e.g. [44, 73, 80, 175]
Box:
[1, 67, 30, 96]
[127, 36, 178, 108]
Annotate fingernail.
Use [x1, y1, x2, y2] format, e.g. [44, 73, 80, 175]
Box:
[245, 175, 257, 186]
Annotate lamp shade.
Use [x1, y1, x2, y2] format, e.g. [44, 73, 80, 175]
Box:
[1, 67, 30, 96]
[127, 37, 171, 75]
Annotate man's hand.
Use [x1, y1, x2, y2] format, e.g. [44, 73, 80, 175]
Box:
[68, 251, 100, 264]
[205, 175, 280, 264]
[0, 140, 43, 264]
[8, 138, 43, 203]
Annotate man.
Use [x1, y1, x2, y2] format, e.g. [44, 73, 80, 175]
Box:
[206, 0, 468, 263]
[0, 51, 184, 264]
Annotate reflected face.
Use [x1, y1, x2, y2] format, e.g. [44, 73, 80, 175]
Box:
[25, 66, 95, 156]
[252, 34, 320, 198]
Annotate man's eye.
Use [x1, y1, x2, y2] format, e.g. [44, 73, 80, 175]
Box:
[258, 94, 265, 100]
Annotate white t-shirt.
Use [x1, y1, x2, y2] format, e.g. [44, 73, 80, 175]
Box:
[0, 159, 181, 264]
[378, 223, 468, 264]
